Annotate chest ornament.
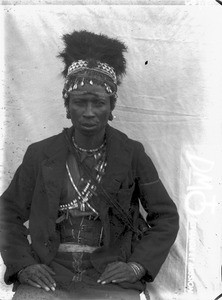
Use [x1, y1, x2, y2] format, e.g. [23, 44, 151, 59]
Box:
[59, 139, 107, 216]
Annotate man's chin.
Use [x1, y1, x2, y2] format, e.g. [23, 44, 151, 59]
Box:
[72, 122, 107, 137]
[78, 125, 101, 136]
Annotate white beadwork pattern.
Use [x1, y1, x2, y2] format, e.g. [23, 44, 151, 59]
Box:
[67, 60, 117, 84]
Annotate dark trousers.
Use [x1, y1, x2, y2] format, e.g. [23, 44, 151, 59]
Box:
[12, 283, 141, 300]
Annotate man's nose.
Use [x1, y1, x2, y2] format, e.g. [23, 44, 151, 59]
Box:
[83, 103, 95, 117]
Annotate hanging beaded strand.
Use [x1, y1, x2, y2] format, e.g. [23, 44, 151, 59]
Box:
[59, 138, 107, 215]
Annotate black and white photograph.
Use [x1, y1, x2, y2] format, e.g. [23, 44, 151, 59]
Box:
[0, 1, 222, 300]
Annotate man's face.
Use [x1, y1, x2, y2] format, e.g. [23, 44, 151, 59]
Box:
[68, 84, 111, 136]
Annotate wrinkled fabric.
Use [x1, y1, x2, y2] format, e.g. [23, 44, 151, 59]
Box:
[12, 283, 140, 300]
[1, 4, 222, 300]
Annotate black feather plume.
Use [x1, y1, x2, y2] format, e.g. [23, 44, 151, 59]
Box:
[58, 30, 127, 84]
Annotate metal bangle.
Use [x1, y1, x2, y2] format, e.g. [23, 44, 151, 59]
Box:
[128, 262, 145, 279]
[17, 268, 25, 279]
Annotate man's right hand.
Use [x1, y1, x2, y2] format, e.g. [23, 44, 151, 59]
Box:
[18, 264, 56, 292]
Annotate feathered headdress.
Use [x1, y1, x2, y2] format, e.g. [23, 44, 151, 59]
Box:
[58, 30, 127, 83]
[58, 30, 127, 100]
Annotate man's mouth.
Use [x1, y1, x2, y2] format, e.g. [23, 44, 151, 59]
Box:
[81, 123, 97, 127]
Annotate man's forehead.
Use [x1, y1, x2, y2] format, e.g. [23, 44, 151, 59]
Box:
[69, 91, 109, 99]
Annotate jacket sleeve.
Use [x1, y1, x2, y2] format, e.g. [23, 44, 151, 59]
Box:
[128, 142, 179, 282]
[0, 145, 38, 284]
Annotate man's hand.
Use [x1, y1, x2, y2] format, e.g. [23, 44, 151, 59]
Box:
[18, 264, 56, 292]
[97, 261, 138, 285]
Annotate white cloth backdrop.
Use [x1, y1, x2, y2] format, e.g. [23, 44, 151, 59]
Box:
[0, 3, 222, 300]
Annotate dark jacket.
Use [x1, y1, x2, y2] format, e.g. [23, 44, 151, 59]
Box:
[0, 125, 179, 290]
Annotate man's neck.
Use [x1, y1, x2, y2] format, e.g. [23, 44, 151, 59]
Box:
[74, 129, 106, 150]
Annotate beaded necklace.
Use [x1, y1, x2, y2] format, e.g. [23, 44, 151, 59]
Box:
[72, 136, 106, 154]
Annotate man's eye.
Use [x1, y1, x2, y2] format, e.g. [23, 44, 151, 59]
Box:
[95, 100, 105, 105]
[72, 99, 84, 105]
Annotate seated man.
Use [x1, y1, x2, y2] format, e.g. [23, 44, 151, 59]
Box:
[0, 30, 179, 300]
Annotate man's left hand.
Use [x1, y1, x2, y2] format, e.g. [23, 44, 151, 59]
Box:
[97, 261, 137, 284]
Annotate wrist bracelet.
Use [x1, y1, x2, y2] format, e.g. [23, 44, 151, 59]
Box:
[128, 262, 145, 279]
[17, 268, 25, 278]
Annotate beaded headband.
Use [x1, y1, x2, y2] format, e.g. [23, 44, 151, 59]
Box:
[63, 59, 118, 99]
[67, 60, 117, 85]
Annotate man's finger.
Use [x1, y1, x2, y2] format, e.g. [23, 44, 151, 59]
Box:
[26, 279, 41, 289]
[102, 274, 128, 284]
[39, 268, 56, 286]
[101, 262, 128, 277]
[111, 277, 130, 283]
[31, 274, 52, 292]
[102, 263, 123, 277]
[99, 269, 126, 284]
[39, 274, 55, 291]
[41, 265, 56, 275]
[104, 262, 122, 273]
[98, 262, 137, 284]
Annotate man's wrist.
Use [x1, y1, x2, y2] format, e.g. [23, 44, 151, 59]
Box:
[17, 267, 25, 280]
[127, 262, 146, 280]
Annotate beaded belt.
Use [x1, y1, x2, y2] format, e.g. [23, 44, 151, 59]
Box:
[58, 243, 98, 253]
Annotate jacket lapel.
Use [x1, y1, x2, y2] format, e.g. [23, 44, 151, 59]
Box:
[42, 129, 70, 225]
